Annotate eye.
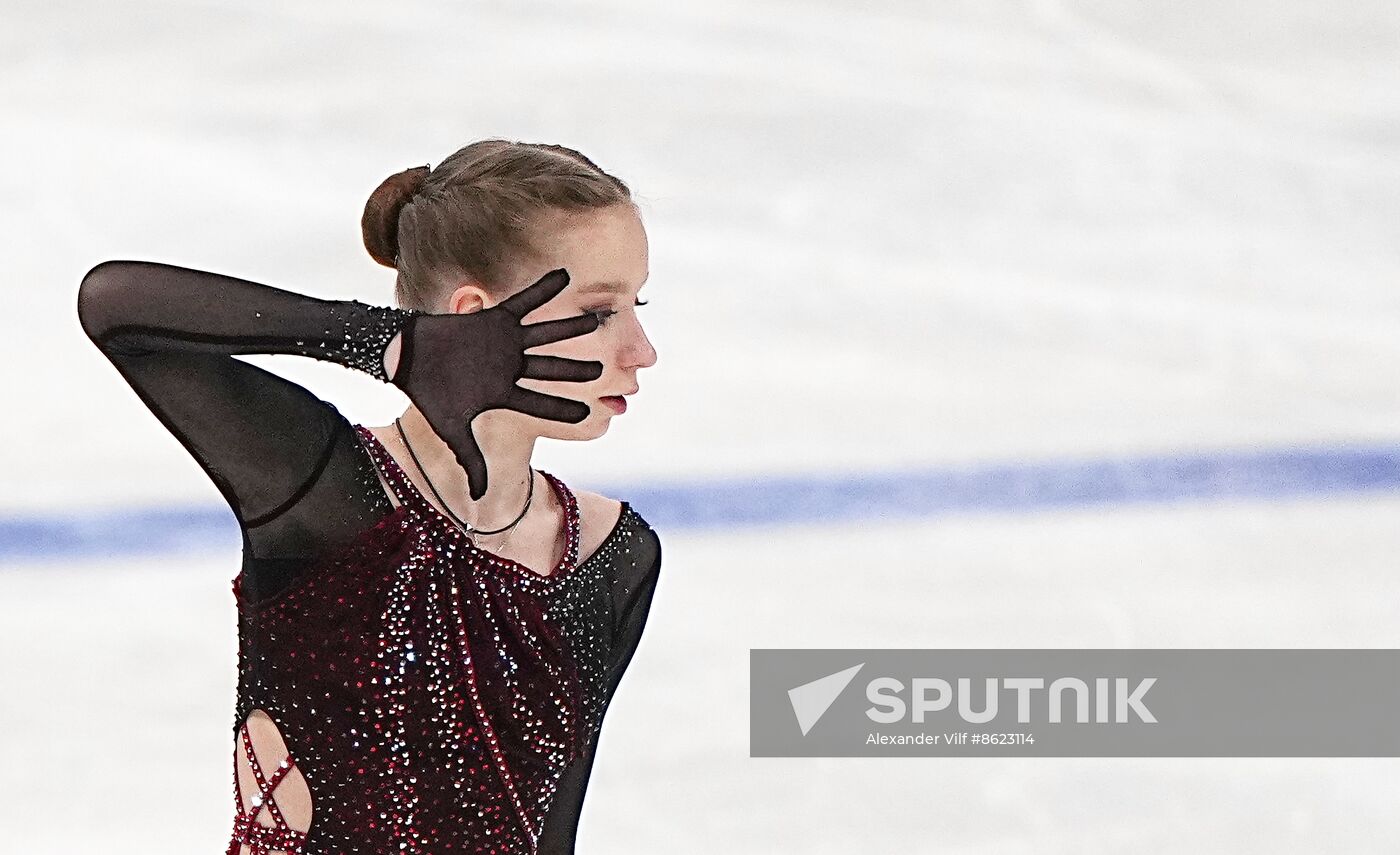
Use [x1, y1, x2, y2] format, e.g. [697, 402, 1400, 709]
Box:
[588, 299, 648, 327]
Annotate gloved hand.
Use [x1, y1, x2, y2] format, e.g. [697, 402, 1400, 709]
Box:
[389, 268, 602, 499]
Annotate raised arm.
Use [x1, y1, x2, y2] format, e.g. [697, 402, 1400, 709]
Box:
[78, 259, 417, 519]
[78, 260, 414, 383]
[78, 260, 425, 598]
[78, 260, 607, 597]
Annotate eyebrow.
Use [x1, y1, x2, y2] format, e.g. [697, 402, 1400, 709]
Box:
[575, 277, 647, 295]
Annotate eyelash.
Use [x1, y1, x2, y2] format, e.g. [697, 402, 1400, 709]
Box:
[589, 299, 648, 326]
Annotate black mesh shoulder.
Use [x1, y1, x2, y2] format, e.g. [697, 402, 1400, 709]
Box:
[77, 260, 412, 599]
[234, 417, 399, 602]
[602, 506, 661, 653]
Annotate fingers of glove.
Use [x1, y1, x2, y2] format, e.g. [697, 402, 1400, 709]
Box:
[499, 268, 571, 319]
[506, 386, 593, 424]
[443, 421, 490, 501]
[521, 312, 600, 349]
[520, 354, 604, 383]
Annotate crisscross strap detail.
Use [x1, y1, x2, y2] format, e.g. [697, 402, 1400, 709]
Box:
[227, 723, 308, 855]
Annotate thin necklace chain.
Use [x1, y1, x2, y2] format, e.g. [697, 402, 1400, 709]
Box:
[393, 417, 533, 541]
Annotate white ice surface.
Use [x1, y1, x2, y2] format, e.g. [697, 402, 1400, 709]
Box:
[3, 0, 1399, 852]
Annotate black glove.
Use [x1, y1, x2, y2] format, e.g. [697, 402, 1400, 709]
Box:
[389, 268, 603, 499]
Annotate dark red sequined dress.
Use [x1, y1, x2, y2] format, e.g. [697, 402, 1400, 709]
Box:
[77, 262, 662, 854]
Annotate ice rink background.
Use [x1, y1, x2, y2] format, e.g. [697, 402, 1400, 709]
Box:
[4, 0, 1400, 851]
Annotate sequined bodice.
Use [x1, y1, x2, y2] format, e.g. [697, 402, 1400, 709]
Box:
[232, 427, 655, 854]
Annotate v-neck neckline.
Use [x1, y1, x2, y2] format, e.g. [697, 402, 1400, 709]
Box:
[354, 424, 579, 582]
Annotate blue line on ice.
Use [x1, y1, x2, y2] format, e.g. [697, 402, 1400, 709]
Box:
[9, 444, 1400, 560]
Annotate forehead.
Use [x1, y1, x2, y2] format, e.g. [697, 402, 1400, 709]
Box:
[535, 207, 649, 289]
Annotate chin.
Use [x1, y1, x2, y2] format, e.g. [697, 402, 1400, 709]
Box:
[542, 411, 611, 442]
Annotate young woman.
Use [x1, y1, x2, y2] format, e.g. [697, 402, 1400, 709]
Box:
[77, 139, 662, 854]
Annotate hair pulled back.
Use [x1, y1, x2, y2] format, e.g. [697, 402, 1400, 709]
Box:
[361, 139, 633, 311]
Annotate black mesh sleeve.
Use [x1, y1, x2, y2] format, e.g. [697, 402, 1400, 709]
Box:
[77, 259, 419, 599]
[537, 526, 662, 853]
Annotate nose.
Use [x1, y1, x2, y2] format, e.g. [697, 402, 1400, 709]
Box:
[619, 313, 657, 370]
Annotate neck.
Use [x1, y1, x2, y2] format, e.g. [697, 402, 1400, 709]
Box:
[396, 406, 537, 529]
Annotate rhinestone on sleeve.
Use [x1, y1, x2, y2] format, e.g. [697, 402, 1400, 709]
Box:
[329, 302, 423, 383]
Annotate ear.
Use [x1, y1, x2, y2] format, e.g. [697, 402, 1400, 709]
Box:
[446, 279, 492, 314]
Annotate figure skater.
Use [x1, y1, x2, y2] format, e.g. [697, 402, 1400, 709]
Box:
[76, 139, 662, 854]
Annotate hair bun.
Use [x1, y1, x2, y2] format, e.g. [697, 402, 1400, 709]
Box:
[361, 165, 431, 268]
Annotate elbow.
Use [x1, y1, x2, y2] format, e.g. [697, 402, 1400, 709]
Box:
[77, 260, 137, 343]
